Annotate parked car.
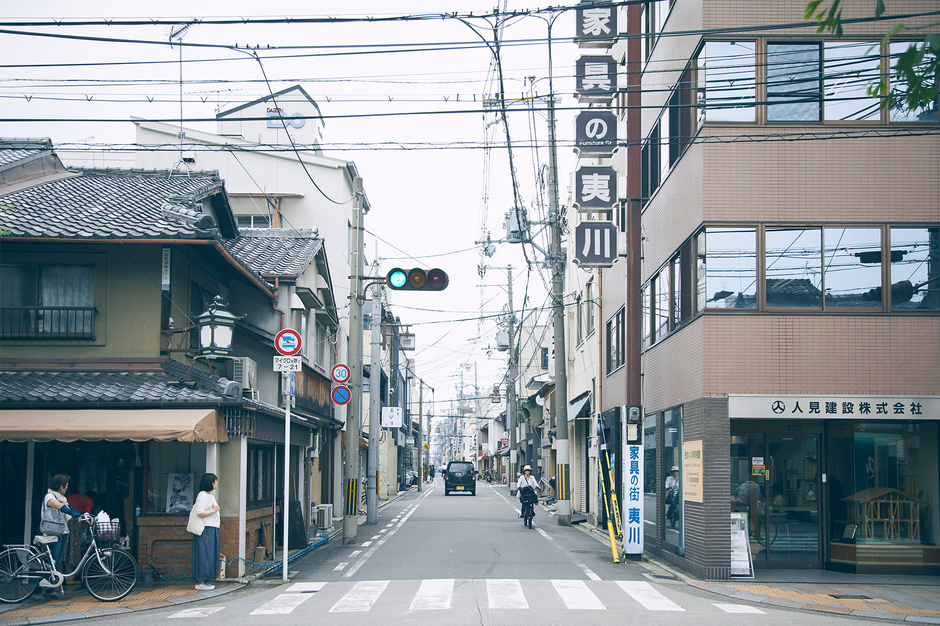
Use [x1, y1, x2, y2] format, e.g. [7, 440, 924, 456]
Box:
[443, 461, 476, 496]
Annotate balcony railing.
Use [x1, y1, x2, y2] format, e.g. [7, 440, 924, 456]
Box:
[0, 306, 97, 340]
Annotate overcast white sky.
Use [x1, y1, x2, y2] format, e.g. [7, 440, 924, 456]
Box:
[0, 1, 584, 416]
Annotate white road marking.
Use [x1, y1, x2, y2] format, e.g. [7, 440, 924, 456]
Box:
[378, 529, 387, 533]
[333, 562, 348, 571]
[348, 551, 362, 557]
[361, 541, 372, 546]
[250, 593, 312, 615]
[714, 603, 765, 614]
[284, 582, 326, 593]
[329, 580, 390, 612]
[552, 580, 606, 610]
[371, 535, 381, 539]
[487, 579, 528, 609]
[168, 607, 224, 618]
[343, 487, 434, 579]
[616, 581, 685, 611]
[386, 523, 394, 527]
[409, 578, 454, 611]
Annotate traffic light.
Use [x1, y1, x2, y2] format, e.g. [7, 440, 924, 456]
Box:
[386, 267, 449, 291]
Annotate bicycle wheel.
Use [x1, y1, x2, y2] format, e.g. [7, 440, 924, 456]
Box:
[756, 519, 778, 547]
[0, 547, 39, 603]
[83, 549, 137, 601]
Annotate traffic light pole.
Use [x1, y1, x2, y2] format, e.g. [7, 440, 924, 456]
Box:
[367, 284, 381, 525]
[344, 176, 364, 545]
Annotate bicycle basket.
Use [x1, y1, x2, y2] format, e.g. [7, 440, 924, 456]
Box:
[519, 486, 538, 504]
[92, 519, 122, 544]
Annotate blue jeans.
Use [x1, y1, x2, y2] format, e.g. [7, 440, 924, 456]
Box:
[49, 533, 67, 566]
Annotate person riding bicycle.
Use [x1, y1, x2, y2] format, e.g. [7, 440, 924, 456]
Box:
[517, 465, 539, 517]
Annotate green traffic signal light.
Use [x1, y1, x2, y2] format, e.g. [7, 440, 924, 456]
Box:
[386, 268, 449, 291]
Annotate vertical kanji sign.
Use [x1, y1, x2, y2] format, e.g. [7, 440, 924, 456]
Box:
[624, 442, 644, 555]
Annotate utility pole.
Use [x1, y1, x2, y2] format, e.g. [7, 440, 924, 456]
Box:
[367, 284, 381, 524]
[506, 266, 517, 496]
[546, 16, 570, 526]
[343, 176, 364, 545]
[417, 380, 424, 492]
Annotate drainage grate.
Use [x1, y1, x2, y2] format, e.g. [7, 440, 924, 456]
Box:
[830, 594, 869, 600]
[647, 573, 681, 581]
[570, 550, 607, 555]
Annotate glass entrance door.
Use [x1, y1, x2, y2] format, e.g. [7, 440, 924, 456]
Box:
[731, 432, 821, 567]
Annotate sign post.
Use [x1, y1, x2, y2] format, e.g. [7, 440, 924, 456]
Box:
[274, 328, 302, 582]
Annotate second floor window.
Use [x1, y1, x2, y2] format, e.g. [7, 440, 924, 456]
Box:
[236, 215, 271, 229]
[606, 307, 625, 374]
[0, 264, 95, 339]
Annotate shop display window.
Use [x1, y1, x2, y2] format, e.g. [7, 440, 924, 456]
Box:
[663, 408, 683, 555]
[827, 421, 939, 569]
[146, 441, 206, 514]
[644, 413, 657, 541]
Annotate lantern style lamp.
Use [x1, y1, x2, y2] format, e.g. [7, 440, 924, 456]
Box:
[196, 296, 243, 357]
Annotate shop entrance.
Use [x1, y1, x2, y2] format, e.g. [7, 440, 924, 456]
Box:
[732, 426, 821, 568]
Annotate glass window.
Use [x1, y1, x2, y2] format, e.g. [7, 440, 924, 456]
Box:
[767, 43, 822, 122]
[643, 413, 657, 541]
[890, 43, 939, 122]
[696, 231, 707, 312]
[146, 441, 206, 514]
[823, 228, 883, 308]
[576, 296, 584, 345]
[248, 444, 275, 508]
[701, 227, 758, 309]
[236, 215, 270, 228]
[697, 41, 757, 122]
[827, 421, 940, 568]
[607, 308, 624, 373]
[824, 41, 882, 120]
[659, 110, 670, 184]
[890, 227, 940, 309]
[654, 269, 670, 341]
[766, 227, 823, 308]
[586, 279, 595, 335]
[641, 284, 651, 349]
[0, 264, 94, 338]
[663, 408, 683, 555]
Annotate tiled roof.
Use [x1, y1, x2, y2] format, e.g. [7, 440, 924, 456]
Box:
[0, 138, 53, 169]
[223, 228, 322, 277]
[0, 167, 225, 240]
[0, 370, 230, 404]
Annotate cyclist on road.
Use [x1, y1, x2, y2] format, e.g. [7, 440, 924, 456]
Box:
[517, 465, 539, 517]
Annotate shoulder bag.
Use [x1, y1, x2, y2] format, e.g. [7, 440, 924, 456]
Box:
[40, 499, 67, 536]
[187, 507, 205, 536]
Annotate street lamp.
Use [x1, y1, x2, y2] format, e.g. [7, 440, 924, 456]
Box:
[196, 295, 243, 357]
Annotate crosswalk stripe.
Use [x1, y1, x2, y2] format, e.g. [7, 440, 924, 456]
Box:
[714, 603, 765, 614]
[616, 581, 686, 611]
[552, 580, 606, 610]
[168, 607, 224, 618]
[487, 579, 528, 609]
[250, 593, 312, 615]
[409, 578, 454, 611]
[285, 582, 327, 594]
[329, 580, 390, 612]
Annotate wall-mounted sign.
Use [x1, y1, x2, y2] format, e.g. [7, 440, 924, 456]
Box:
[575, 110, 617, 155]
[729, 394, 940, 420]
[574, 166, 618, 211]
[576, 56, 617, 102]
[623, 443, 644, 555]
[267, 108, 306, 129]
[683, 440, 703, 503]
[576, 2, 618, 48]
[574, 221, 617, 267]
[381, 406, 404, 429]
[161, 248, 171, 291]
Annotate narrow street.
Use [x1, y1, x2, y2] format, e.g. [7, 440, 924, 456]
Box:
[72, 481, 871, 626]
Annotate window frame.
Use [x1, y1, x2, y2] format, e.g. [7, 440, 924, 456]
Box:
[606, 307, 625, 374]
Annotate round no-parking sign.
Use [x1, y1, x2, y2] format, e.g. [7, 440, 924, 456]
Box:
[274, 328, 302, 356]
[331, 385, 351, 405]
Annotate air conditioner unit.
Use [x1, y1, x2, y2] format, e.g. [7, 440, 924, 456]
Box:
[232, 357, 258, 394]
[316, 504, 333, 531]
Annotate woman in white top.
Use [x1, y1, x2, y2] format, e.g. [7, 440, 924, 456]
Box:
[191, 473, 221, 591]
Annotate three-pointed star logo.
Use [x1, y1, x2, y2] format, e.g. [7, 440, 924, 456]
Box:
[772, 400, 785, 414]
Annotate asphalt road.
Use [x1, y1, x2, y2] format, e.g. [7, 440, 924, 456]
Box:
[86, 480, 882, 625]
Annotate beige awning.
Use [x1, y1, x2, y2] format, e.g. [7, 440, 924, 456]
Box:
[0, 408, 229, 443]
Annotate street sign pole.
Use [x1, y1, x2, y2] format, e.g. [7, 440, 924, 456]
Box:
[282, 370, 290, 582]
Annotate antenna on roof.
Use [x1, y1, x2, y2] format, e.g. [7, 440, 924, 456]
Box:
[168, 22, 197, 177]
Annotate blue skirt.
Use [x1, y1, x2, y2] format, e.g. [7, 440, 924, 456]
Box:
[192, 526, 219, 583]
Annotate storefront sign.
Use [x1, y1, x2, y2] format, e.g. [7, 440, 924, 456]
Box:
[623, 441, 644, 555]
[728, 394, 940, 420]
[683, 440, 703, 503]
[751, 456, 765, 476]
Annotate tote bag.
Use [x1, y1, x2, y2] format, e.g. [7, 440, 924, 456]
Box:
[187, 508, 205, 536]
[40, 498, 67, 536]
